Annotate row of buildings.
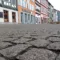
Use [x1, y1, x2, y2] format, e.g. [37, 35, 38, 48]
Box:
[48, 1, 60, 23]
[0, 0, 59, 24]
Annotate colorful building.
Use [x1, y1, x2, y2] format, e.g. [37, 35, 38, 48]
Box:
[53, 10, 60, 22]
[35, 0, 41, 24]
[48, 2, 54, 23]
[0, 0, 52, 24]
[18, 0, 36, 24]
[0, 0, 18, 23]
[40, 0, 48, 23]
[53, 9, 58, 22]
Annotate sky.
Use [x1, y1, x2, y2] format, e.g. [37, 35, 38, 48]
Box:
[48, 0, 60, 11]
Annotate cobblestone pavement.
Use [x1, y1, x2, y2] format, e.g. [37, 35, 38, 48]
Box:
[0, 24, 60, 60]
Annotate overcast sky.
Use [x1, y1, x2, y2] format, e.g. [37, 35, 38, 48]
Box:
[48, 0, 60, 10]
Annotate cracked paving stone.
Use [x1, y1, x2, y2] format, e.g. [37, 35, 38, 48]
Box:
[31, 37, 38, 40]
[30, 32, 38, 36]
[51, 30, 59, 35]
[52, 34, 60, 38]
[0, 57, 6, 60]
[40, 34, 52, 40]
[48, 37, 60, 42]
[0, 42, 12, 50]
[0, 44, 31, 58]
[23, 34, 31, 39]
[10, 34, 23, 38]
[12, 37, 32, 44]
[56, 54, 60, 60]
[47, 42, 60, 50]
[17, 48, 57, 60]
[1, 38, 17, 42]
[27, 39, 50, 47]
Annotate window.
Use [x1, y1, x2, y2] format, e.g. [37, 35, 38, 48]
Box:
[3, 0, 17, 8]
[0, 12, 3, 18]
[3, 0, 10, 2]
[29, 4, 34, 11]
[0, 0, 2, 4]
[36, 4, 40, 11]
[32, 0, 34, 2]
[28, 14, 30, 20]
[25, 13, 27, 23]
[18, 0, 22, 6]
[32, 5, 34, 11]
[21, 12, 23, 23]
[18, 0, 27, 8]
[31, 15, 33, 23]
[11, 0, 16, 8]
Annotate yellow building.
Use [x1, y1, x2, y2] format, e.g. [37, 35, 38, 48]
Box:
[18, 0, 36, 24]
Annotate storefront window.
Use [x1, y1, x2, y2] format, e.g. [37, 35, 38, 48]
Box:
[0, 12, 3, 18]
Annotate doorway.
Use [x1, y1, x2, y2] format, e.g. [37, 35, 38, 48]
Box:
[12, 12, 16, 22]
[4, 10, 9, 22]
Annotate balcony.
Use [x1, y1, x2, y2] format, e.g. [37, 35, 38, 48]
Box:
[36, 9, 40, 15]
[35, 0, 40, 6]
[36, 4, 40, 13]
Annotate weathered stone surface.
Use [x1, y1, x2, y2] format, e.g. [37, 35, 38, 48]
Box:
[30, 32, 38, 36]
[56, 54, 60, 60]
[31, 36, 38, 40]
[48, 37, 60, 42]
[52, 35, 60, 38]
[40, 34, 51, 40]
[1, 38, 17, 42]
[12, 37, 32, 44]
[23, 34, 31, 39]
[0, 24, 60, 60]
[27, 39, 50, 47]
[17, 48, 57, 60]
[0, 44, 31, 58]
[47, 42, 60, 50]
[0, 42, 12, 50]
[0, 57, 6, 60]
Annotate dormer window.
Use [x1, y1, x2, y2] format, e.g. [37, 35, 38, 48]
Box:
[0, 0, 2, 4]
[3, 0, 17, 8]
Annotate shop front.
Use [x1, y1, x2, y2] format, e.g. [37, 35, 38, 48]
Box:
[0, 7, 18, 23]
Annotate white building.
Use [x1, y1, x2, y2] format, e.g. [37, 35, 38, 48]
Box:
[53, 9, 58, 22]
[0, 0, 18, 23]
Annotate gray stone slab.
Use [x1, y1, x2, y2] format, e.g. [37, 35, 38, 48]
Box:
[56, 54, 60, 60]
[17, 48, 56, 60]
[48, 37, 60, 42]
[27, 39, 50, 47]
[30, 32, 38, 36]
[0, 42, 12, 50]
[0, 44, 31, 58]
[23, 34, 31, 39]
[0, 57, 5, 60]
[1, 38, 17, 42]
[40, 34, 52, 40]
[47, 42, 60, 50]
[12, 37, 32, 44]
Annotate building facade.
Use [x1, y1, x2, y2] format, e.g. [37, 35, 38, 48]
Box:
[0, 0, 18, 23]
[57, 10, 60, 22]
[18, 0, 36, 24]
[48, 2, 54, 23]
[35, 0, 41, 24]
[0, 0, 54, 24]
[40, 0, 48, 23]
[53, 9, 58, 22]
